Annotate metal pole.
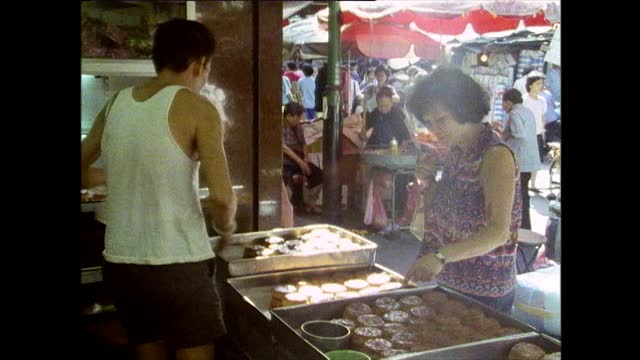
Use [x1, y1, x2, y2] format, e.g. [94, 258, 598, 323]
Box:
[322, 0, 342, 223]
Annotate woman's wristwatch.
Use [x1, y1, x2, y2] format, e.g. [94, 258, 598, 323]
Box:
[433, 250, 446, 265]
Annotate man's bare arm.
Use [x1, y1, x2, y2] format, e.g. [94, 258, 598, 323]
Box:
[195, 99, 237, 237]
[81, 107, 107, 189]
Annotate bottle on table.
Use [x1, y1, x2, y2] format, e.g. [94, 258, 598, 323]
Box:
[390, 137, 398, 156]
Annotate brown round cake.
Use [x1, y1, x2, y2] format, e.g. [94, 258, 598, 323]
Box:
[439, 300, 469, 316]
[434, 314, 462, 327]
[330, 318, 357, 331]
[373, 297, 401, 314]
[462, 307, 485, 324]
[362, 338, 393, 356]
[421, 291, 449, 307]
[496, 327, 522, 337]
[343, 302, 373, 320]
[380, 349, 408, 357]
[390, 331, 420, 350]
[379, 281, 404, 292]
[383, 310, 410, 324]
[381, 322, 409, 338]
[409, 305, 437, 320]
[473, 317, 501, 334]
[399, 295, 424, 310]
[356, 314, 385, 328]
[351, 327, 383, 347]
[508, 342, 547, 360]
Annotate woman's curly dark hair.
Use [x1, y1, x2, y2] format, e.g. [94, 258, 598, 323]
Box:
[406, 66, 490, 125]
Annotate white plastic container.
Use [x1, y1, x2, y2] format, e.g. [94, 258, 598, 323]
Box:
[512, 265, 561, 336]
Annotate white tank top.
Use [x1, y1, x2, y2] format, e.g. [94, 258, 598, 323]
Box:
[101, 86, 214, 265]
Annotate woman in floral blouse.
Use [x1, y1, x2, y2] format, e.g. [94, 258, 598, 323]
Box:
[405, 67, 522, 313]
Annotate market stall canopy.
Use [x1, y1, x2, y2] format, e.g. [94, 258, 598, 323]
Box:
[317, 1, 559, 41]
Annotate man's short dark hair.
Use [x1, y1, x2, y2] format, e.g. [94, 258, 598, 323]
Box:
[407, 66, 490, 125]
[284, 102, 305, 116]
[152, 19, 215, 73]
[526, 76, 544, 92]
[286, 61, 297, 71]
[374, 64, 391, 77]
[302, 64, 314, 77]
[376, 86, 395, 100]
[502, 88, 523, 104]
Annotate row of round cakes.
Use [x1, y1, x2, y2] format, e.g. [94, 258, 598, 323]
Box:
[324, 292, 524, 358]
[270, 272, 404, 308]
[244, 231, 361, 258]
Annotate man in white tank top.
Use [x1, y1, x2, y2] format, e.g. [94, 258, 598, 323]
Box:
[81, 19, 236, 360]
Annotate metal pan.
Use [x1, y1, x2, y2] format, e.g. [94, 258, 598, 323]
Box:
[212, 224, 377, 277]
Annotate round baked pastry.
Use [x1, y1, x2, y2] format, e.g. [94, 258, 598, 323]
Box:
[330, 318, 357, 331]
[265, 236, 285, 244]
[357, 314, 385, 328]
[409, 305, 437, 320]
[380, 349, 408, 357]
[243, 244, 266, 258]
[351, 327, 383, 347]
[366, 272, 391, 286]
[362, 338, 393, 356]
[283, 292, 307, 306]
[390, 331, 420, 350]
[258, 248, 276, 257]
[296, 280, 309, 287]
[379, 281, 404, 292]
[270, 299, 283, 308]
[321, 283, 348, 294]
[298, 285, 323, 298]
[542, 352, 561, 360]
[284, 239, 303, 248]
[271, 284, 297, 301]
[343, 302, 373, 320]
[462, 307, 485, 324]
[383, 310, 410, 324]
[399, 295, 424, 310]
[421, 291, 449, 307]
[381, 322, 409, 338]
[344, 279, 369, 291]
[358, 286, 381, 296]
[496, 327, 522, 337]
[439, 300, 469, 316]
[508, 342, 547, 360]
[473, 317, 501, 334]
[434, 314, 462, 327]
[422, 330, 453, 347]
[335, 291, 360, 300]
[374, 297, 401, 315]
[309, 293, 334, 304]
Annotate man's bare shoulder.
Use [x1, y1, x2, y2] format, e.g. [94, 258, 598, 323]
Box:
[174, 89, 220, 122]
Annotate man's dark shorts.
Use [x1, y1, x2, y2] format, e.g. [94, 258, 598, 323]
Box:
[103, 258, 226, 349]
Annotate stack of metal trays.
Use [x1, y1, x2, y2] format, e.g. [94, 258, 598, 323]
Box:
[271, 286, 543, 360]
[224, 263, 410, 360]
[212, 224, 377, 279]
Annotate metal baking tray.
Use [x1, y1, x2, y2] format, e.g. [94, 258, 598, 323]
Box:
[223, 263, 410, 360]
[226, 263, 411, 321]
[271, 286, 539, 360]
[212, 224, 377, 277]
[400, 332, 561, 360]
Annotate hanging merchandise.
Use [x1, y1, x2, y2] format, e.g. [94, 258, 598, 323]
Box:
[516, 49, 546, 78]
